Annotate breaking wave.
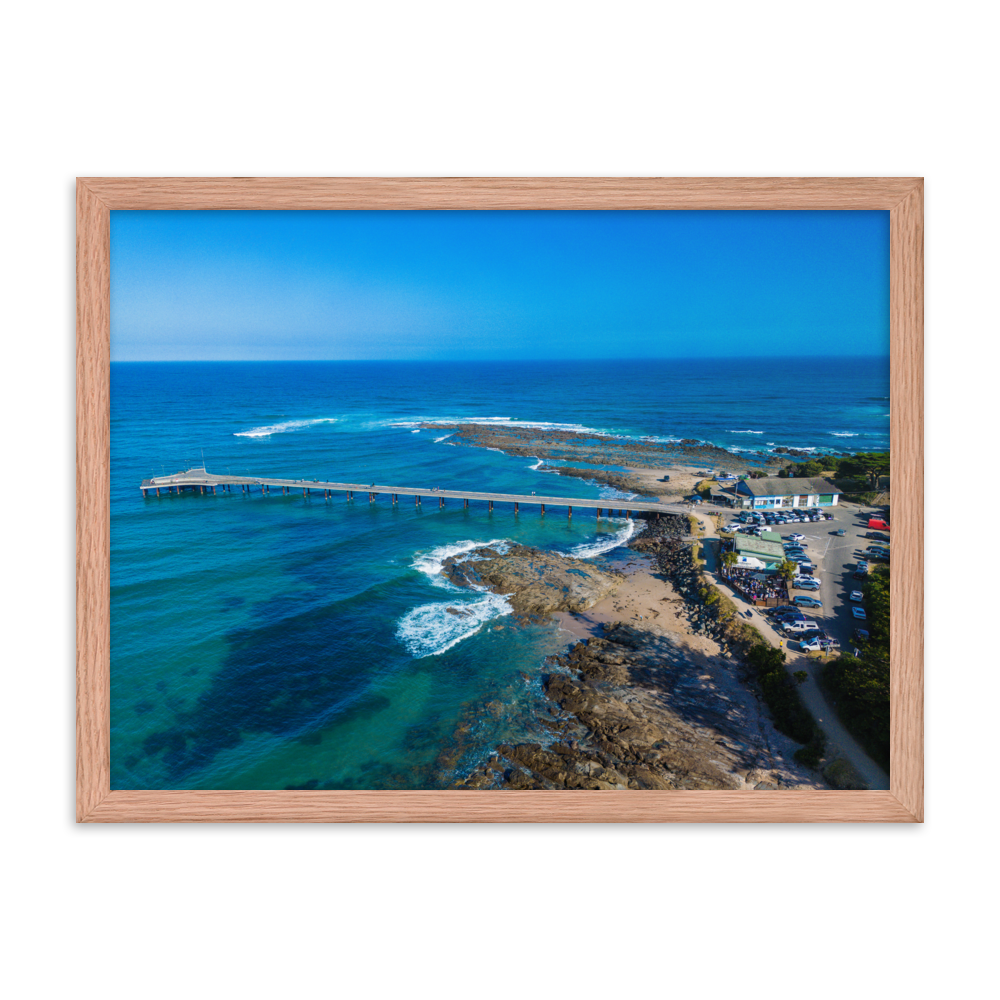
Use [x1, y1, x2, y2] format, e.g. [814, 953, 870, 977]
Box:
[411, 538, 511, 586]
[396, 592, 513, 658]
[560, 518, 637, 559]
[234, 418, 338, 438]
[728, 429, 764, 435]
[830, 432, 859, 437]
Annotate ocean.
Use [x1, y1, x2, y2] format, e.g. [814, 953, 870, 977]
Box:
[110, 356, 890, 789]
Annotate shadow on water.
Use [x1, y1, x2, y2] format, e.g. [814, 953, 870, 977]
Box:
[140, 587, 398, 785]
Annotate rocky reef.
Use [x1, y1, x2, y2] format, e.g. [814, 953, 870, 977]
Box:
[417, 422, 778, 471]
[442, 528, 819, 791]
[441, 544, 623, 615]
[456, 621, 816, 790]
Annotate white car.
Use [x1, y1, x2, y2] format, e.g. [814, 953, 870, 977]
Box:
[849, 590, 864, 602]
[788, 533, 805, 542]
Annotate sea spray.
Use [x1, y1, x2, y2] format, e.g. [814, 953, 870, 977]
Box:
[396, 592, 514, 658]
[411, 538, 512, 585]
[560, 517, 637, 559]
[234, 417, 338, 438]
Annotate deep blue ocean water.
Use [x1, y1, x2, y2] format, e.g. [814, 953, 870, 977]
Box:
[110, 357, 889, 789]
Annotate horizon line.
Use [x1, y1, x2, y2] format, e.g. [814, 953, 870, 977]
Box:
[110, 354, 891, 363]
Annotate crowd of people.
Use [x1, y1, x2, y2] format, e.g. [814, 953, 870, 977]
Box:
[722, 566, 787, 604]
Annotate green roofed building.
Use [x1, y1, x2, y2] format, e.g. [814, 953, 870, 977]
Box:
[734, 476, 841, 510]
[733, 534, 786, 570]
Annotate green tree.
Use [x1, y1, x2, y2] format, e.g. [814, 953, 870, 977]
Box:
[778, 560, 798, 583]
[721, 550, 738, 572]
[838, 452, 890, 488]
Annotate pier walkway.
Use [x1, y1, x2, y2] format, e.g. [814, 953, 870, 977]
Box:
[140, 467, 692, 518]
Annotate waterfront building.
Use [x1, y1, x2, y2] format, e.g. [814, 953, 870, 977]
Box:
[734, 476, 841, 510]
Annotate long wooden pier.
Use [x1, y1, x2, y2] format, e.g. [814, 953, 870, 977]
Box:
[139, 467, 691, 518]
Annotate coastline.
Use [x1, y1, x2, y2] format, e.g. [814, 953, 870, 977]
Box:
[448, 527, 827, 791]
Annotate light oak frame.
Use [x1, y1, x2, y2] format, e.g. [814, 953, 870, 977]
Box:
[76, 177, 924, 823]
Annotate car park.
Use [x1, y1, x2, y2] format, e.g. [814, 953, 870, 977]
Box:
[850, 590, 864, 602]
[852, 607, 867, 619]
[793, 596, 822, 607]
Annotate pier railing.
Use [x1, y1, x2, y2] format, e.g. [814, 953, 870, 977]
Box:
[139, 467, 691, 518]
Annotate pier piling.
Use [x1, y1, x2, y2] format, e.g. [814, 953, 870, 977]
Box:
[140, 469, 690, 521]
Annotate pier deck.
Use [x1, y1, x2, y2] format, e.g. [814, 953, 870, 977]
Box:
[140, 467, 693, 517]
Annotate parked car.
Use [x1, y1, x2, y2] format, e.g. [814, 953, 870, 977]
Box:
[795, 579, 821, 591]
[854, 560, 869, 580]
[788, 533, 805, 542]
[867, 531, 890, 541]
[824, 513, 834, 520]
[832, 528, 846, 536]
[852, 607, 867, 619]
[793, 596, 823, 607]
[850, 590, 864, 602]
[853, 628, 870, 642]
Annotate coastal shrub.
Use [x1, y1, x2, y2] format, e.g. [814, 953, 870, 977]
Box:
[779, 451, 889, 488]
[794, 740, 824, 769]
[746, 643, 818, 747]
[821, 566, 890, 770]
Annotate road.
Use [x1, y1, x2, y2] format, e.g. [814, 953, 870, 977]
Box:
[691, 502, 890, 790]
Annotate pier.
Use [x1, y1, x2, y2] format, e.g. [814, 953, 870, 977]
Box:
[139, 467, 692, 518]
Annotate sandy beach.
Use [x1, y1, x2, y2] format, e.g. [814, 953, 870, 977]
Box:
[553, 550, 724, 665]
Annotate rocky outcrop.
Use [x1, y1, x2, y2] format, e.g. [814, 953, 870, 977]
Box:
[417, 422, 777, 472]
[441, 544, 623, 615]
[456, 621, 818, 791]
[547, 465, 650, 497]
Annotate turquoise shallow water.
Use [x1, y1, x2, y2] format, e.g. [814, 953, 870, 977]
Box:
[110, 357, 889, 789]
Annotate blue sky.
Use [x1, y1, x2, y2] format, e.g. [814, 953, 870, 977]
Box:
[110, 210, 889, 361]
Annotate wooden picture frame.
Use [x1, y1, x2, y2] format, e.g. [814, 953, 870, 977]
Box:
[77, 177, 923, 823]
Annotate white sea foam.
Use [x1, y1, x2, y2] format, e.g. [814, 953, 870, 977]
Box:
[383, 416, 613, 436]
[728, 429, 764, 435]
[433, 433, 454, 443]
[411, 429, 421, 434]
[830, 432, 859, 437]
[528, 457, 544, 470]
[560, 518, 637, 559]
[597, 485, 639, 501]
[234, 418, 338, 438]
[396, 592, 513, 658]
[411, 538, 511, 585]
